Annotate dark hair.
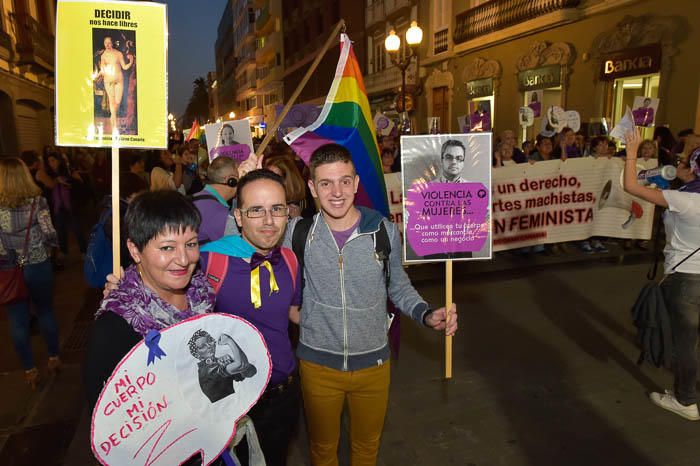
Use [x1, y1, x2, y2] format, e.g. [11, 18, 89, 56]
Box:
[127, 153, 143, 169]
[590, 136, 609, 150]
[380, 148, 395, 158]
[20, 150, 39, 167]
[43, 152, 69, 177]
[653, 126, 676, 151]
[678, 128, 694, 138]
[560, 127, 574, 135]
[309, 144, 354, 178]
[120, 172, 148, 199]
[535, 135, 552, 146]
[125, 190, 201, 250]
[441, 139, 466, 159]
[236, 169, 286, 208]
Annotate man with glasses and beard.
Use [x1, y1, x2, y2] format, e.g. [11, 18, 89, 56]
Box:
[199, 169, 302, 466]
[435, 139, 469, 183]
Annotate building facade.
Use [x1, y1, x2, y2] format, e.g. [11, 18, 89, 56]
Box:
[212, 0, 235, 122]
[416, 0, 700, 139]
[232, 0, 262, 128]
[253, 0, 283, 134]
[364, 0, 420, 117]
[0, 0, 55, 156]
[281, 0, 366, 106]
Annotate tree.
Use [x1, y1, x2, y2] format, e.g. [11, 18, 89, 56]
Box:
[183, 77, 209, 127]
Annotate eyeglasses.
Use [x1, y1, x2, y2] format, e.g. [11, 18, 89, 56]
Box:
[239, 205, 289, 218]
[442, 155, 465, 162]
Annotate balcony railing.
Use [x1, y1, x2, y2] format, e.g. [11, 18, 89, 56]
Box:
[12, 13, 54, 71]
[364, 67, 402, 94]
[434, 28, 448, 55]
[255, 6, 271, 32]
[454, 0, 581, 44]
[384, 0, 411, 17]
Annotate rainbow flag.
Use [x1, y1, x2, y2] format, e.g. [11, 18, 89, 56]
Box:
[284, 34, 388, 217]
[185, 120, 201, 142]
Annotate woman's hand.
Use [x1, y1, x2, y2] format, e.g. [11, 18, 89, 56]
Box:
[625, 128, 642, 160]
[102, 267, 124, 298]
[238, 153, 263, 178]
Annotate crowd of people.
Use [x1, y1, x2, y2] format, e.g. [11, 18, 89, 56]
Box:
[0, 118, 698, 464]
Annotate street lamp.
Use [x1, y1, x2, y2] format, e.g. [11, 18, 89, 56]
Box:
[229, 111, 235, 119]
[385, 21, 423, 118]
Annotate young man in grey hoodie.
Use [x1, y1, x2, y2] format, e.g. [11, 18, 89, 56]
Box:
[284, 144, 458, 466]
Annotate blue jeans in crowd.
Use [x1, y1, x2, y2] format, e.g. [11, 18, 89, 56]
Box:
[55, 207, 87, 255]
[6, 260, 60, 369]
[661, 272, 700, 406]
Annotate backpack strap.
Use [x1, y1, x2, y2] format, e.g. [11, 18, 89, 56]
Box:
[291, 217, 314, 287]
[205, 252, 229, 294]
[375, 221, 391, 289]
[280, 247, 298, 292]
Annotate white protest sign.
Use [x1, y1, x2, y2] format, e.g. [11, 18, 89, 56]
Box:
[204, 120, 254, 162]
[519, 107, 534, 127]
[91, 314, 271, 466]
[491, 157, 654, 251]
[384, 172, 404, 235]
[373, 111, 395, 136]
[565, 110, 581, 132]
[400, 134, 492, 262]
[610, 107, 635, 144]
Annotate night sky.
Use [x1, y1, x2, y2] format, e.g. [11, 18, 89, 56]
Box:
[162, 0, 227, 118]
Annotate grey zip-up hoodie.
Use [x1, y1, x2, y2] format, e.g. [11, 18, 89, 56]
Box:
[284, 207, 431, 372]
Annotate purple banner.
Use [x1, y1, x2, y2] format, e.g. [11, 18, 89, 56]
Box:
[209, 144, 251, 162]
[405, 182, 490, 256]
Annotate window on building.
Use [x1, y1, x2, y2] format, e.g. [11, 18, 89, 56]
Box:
[612, 74, 660, 141]
[432, 0, 451, 55]
[247, 96, 257, 111]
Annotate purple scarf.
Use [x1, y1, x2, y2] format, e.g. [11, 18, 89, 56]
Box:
[96, 265, 215, 336]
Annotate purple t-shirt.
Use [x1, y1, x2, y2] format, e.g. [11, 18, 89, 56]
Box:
[200, 251, 302, 385]
[331, 219, 360, 250]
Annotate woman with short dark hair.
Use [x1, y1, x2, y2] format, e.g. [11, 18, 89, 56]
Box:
[84, 191, 214, 410]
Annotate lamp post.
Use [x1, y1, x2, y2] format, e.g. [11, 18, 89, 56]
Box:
[229, 111, 236, 119]
[384, 21, 423, 121]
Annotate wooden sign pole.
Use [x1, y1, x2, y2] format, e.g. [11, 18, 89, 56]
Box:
[111, 139, 121, 278]
[255, 18, 346, 157]
[445, 259, 453, 379]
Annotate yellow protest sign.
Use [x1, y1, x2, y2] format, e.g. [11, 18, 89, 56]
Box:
[56, 0, 167, 148]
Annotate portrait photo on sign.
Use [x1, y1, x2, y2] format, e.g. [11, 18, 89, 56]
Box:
[631, 96, 659, 127]
[468, 100, 492, 132]
[174, 315, 271, 421]
[526, 90, 542, 117]
[92, 28, 137, 135]
[204, 120, 254, 162]
[400, 134, 492, 263]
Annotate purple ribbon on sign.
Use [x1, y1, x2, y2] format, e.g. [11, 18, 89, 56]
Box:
[221, 450, 238, 466]
[144, 329, 167, 366]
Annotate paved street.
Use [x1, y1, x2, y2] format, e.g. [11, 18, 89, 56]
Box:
[1, 247, 697, 466]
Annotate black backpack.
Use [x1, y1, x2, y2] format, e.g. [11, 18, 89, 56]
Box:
[291, 217, 391, 291]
